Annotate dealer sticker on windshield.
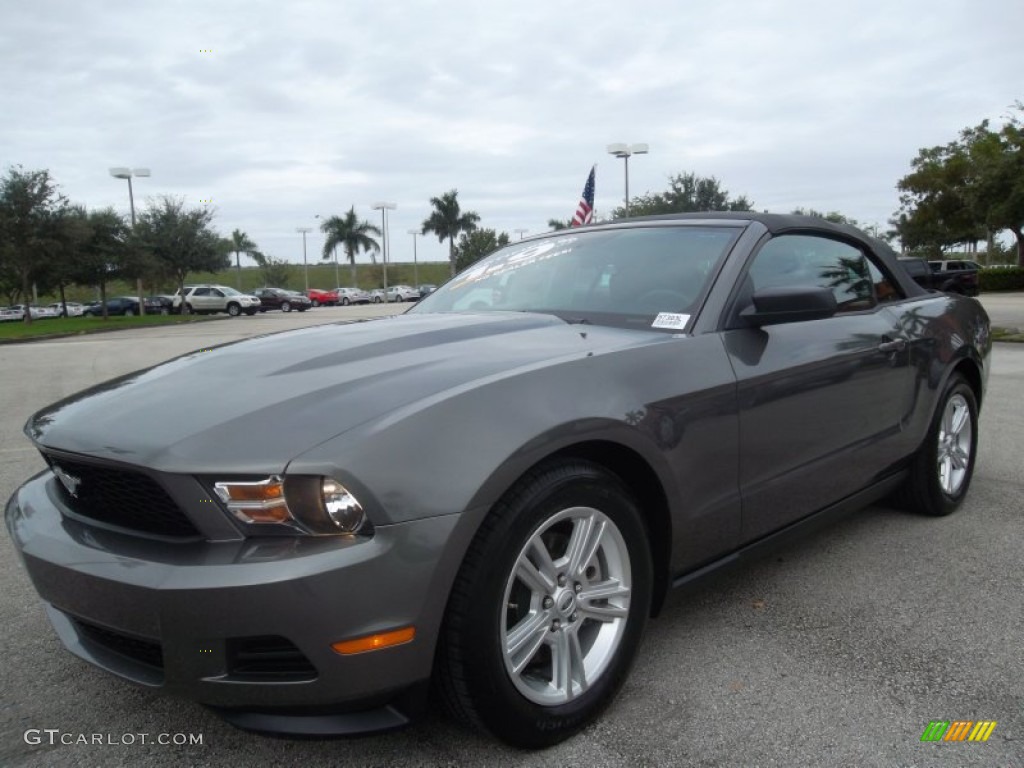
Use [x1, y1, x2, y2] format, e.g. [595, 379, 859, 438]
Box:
[652, 312, 690, 330]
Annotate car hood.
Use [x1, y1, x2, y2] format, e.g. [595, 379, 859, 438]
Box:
[26, 312, 667, 473]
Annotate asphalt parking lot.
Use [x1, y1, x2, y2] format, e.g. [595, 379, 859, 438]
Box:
[1, 299, 1021, 767]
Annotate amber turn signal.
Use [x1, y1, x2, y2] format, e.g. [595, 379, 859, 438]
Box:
[331, 626, 415, 655]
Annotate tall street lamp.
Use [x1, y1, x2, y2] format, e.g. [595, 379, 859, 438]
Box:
[371, 202, 396, 293]
[606, 143, 649, 218]
[109, 167, 150, 314]
[514, 228, 529, 240]
[296, 227, 312, 291]
[407, 229, 420, 287]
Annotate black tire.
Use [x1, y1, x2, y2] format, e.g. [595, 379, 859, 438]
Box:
[437, 459, 652, 748]
[373, 296, 382, 304]
[312, 299, 320, 307]
[281, 301, 291, 312]
[297, 307, 307, 312]
[342, 297, 350, 306]
[899, 373, 978, 516]
[184, 303, 193, 315]
[124, 308, 135, 317]
[227, 302, 241, 317]
[245, 309, 257, 316]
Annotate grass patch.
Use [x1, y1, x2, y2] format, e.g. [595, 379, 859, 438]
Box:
[0, 313, 225, 342]
[991, 326, 1024, 343]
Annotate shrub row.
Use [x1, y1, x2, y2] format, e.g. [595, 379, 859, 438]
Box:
[979, 267, 1024, 292]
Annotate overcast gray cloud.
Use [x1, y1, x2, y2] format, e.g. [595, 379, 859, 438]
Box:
[2, 0, 1022, 267]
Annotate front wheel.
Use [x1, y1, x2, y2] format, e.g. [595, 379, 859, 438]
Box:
[227, 303, 241, 317]
[341, 297, 350, 306]
[437, 459, 652, 748]
[311, 299, 320, 307]
[899, 373, 979, 516]
[281, 301, 292, 312]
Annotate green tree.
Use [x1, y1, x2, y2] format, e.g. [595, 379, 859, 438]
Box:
[229, 229, 259, 289]
[894, 139, 982, 255]
[0, 167, 67, 323]
[961, 108, 1024, 266]
[422, 189, 481, 277]
[790, 208, 861, 227]
[40, 204, 92, 316]
[134, 196, 228, 308]
[249, 250, 291, 288]
[611, 172, 753, 219]
[320, 207, 381, 285]
[453, 229, 511, 272]
[547, 218, 572, 231]
[69, 208, 131, 319]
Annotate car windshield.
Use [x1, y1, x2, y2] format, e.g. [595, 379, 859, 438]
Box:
[411, 225, 739, 328]
[221, 287, 243, 296]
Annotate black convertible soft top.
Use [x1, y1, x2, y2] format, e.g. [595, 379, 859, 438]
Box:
[605, 211, 928, 298]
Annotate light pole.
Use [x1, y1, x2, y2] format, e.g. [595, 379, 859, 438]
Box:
[315, 214, 341, 288]
[514, 228, 529, 240]
[606, 143, 649, 217]
[296, 227, 312, 291]
[371, 202, 396, 294]
[407, 229, 420, 287]
[109, 167, 150, 314]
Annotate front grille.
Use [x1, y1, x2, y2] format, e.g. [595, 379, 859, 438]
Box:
[73, 618, 164, 670]
[44, 455, 200, 538]
[226, 636, 318, 681]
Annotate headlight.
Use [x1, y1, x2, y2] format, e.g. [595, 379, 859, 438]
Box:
[320, 478, 365, 532]
[212, 475, 368, 536]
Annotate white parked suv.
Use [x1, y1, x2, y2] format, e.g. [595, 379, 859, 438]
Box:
[386, 285, 421, 302]
[172, 285, 261, 316]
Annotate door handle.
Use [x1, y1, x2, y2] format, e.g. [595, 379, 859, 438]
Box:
[878, 338, 907, 353]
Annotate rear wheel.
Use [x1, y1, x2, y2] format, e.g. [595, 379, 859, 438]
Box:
[281, 301, 292, 312]
[311, 299, 320, 307]
[342, 297, 350, 306]
[899, 373, 978, 516]
[437, 459, 652, 748]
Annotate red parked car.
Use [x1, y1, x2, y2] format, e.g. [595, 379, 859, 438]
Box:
[305, 288, 338, 307]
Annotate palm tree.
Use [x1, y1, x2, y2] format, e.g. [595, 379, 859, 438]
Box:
[320, 207, 381, 286]
[422, 189, 480, 277]
[230, 229, 259, 289]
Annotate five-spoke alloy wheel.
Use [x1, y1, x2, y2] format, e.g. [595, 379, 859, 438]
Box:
[900, 373, 979, 516]
[438, 459, 651, 748]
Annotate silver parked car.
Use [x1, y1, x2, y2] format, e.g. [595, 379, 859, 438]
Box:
[6, 213, 990, 748]
[386, 285, 420, 302]
[172, 285, 261, 316]
[335, 287, 371, 305]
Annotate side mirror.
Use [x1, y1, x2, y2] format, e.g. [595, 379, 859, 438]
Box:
[740, 286, 838, 327]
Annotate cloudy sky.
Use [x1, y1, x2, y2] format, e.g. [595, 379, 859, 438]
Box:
[3, 0, 1021, 268]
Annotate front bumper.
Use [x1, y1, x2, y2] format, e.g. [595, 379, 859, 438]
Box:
[6, 470, 460, 732]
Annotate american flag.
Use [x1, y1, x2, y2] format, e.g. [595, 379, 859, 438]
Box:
[570, 166, 596, 227]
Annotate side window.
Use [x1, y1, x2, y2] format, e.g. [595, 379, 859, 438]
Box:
[866, 258, 903, 303]
[748, 235, 876, 313]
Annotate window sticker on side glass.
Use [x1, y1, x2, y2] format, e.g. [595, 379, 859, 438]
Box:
[652, 312, 690, 330]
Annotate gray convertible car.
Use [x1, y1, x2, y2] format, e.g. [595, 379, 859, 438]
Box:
[6, 213, 990, 747]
